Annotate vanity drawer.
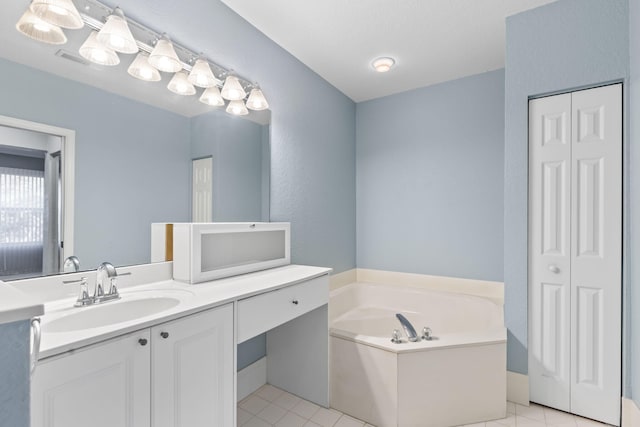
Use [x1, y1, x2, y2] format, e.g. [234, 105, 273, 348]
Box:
[236, 275, 328, 343]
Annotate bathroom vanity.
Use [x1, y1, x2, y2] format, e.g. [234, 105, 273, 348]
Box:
[16, 261, 330, 427]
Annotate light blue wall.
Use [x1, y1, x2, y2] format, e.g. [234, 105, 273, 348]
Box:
[108, 0, 357, 274]
[190, 111, 267, 222]
[0, 58, 192, 269]
[629, 0, 640, 407]
[0, 1, 356, 415]
[0, 320, 29, 427]
[356, 70, 504, 282]
[504, 0, 628, 375]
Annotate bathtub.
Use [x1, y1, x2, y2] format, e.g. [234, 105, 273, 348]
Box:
[330, 281, 506, 427]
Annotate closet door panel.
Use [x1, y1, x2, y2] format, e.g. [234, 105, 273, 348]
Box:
[570, 84, 621, 425]
[528, 93, 572, 411]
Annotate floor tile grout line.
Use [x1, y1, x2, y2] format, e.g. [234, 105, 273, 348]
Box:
[239, 388, 609, 427]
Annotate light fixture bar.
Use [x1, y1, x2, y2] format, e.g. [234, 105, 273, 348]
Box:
[75, 0, 255, 92]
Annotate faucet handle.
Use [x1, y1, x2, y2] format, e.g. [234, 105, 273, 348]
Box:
[422, 327, 433, 341]
[391, 329, 402, 344]
[72, 277, 92, 307]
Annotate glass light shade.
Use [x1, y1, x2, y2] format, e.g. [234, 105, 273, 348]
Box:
[29, 0, 84, 29]
[372, 57, 395, 73]
[168, 71, 196, 96]
[127, 53, 161, 82]
[96, 7, 137, 54]
[226, 100, 249, 116]
[199, 86, 224, 106]
[188, 59, 218, 88]
[148, 36, 182, 73]
[220, 75, 246, 101]
[79, 31, 120, 66]
[16, 9, 67, 45]
[246, 88, 269, 111]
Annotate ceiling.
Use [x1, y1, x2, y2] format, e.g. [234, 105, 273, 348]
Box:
[221, 0, 557, 102]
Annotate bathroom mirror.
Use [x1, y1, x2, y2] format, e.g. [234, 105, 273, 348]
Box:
[0, 2, 270, 280]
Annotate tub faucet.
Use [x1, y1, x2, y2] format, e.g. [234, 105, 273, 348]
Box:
[396, 313, 420, 342]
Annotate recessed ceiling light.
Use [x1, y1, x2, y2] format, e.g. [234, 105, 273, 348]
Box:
[372, 57, 395, 73]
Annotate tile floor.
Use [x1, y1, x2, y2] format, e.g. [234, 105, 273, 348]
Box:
[237, 384, 612, 427]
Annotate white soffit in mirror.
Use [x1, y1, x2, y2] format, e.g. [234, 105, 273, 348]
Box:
[221, 0, 557, 102]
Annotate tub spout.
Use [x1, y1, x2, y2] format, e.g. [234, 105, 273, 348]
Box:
[396, 313, 420, 342]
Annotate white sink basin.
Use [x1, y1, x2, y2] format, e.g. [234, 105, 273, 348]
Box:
[43, 292, 189, 333]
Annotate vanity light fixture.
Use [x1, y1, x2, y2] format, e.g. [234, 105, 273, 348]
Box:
[79, 31, 120, 66]
[148, 34, 182, 73]
[199, 86, 225, 106]
[127, 52, 161, 82]
[188, 58, 218, 88]
[168, 71, 196, 96]
[96, 7, 137, 54]
[226, 99, 249, 116]
[15, 0, 270, 117]
[29, 0, 84, 29]
[221, 75, 247, 101]
[372, 57, 395, 73]
[16, 9, 67, 45]
[246, 86, 269, 111]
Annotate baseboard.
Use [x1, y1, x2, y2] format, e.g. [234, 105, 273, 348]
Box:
[623, 398, 640, 427]
[237, 357, 267, 401]
[507, 371, 529, 406]
[356, 268, 504, 302]
[330, 269, 357, 291]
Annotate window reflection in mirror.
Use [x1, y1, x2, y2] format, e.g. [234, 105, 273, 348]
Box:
[0, 126, 65, 280]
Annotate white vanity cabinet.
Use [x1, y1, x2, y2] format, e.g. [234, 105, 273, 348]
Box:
[31, 330, 152, 427]
[31, 304, 233, 427]
[151, 303, 234, 427]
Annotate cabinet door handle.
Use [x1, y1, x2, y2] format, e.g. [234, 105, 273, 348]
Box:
[30, 318, 41, 377]
[138, 338, 148, 346]
[160, 332, 169, 339]
[292, 299, 299, 305]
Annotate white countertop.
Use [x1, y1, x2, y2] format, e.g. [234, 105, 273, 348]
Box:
[36, 264, 331, 359]
[0, 282, 44, 325]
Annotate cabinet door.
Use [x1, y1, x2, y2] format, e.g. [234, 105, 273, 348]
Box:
[31, 330, 151, 427]
[151, 304, 234, 427]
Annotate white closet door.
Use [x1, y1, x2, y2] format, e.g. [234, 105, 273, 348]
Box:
[569, 84, 621, 425]
[529, 84, 622, 426]
[529, 93, 572, 411]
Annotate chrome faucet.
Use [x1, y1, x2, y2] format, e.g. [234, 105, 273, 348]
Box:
[64, 262, 127, 307]
[396, 313, 420, 342]
[95, 261, 119, 302]
[63, 255, 80, 272]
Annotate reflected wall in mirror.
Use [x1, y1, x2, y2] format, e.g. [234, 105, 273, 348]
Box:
[0, 58, 269, 281]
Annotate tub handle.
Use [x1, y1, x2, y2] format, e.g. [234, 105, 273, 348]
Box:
[391, 329, 402, 344]
[422, 327, 433, 341]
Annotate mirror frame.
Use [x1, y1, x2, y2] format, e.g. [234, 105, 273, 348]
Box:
[0, 115, 75, 264]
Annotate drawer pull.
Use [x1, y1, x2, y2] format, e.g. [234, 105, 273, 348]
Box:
[138, 338, 148, 346]
[292, 299, 299, 305]
[160, 332, 169, 339]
